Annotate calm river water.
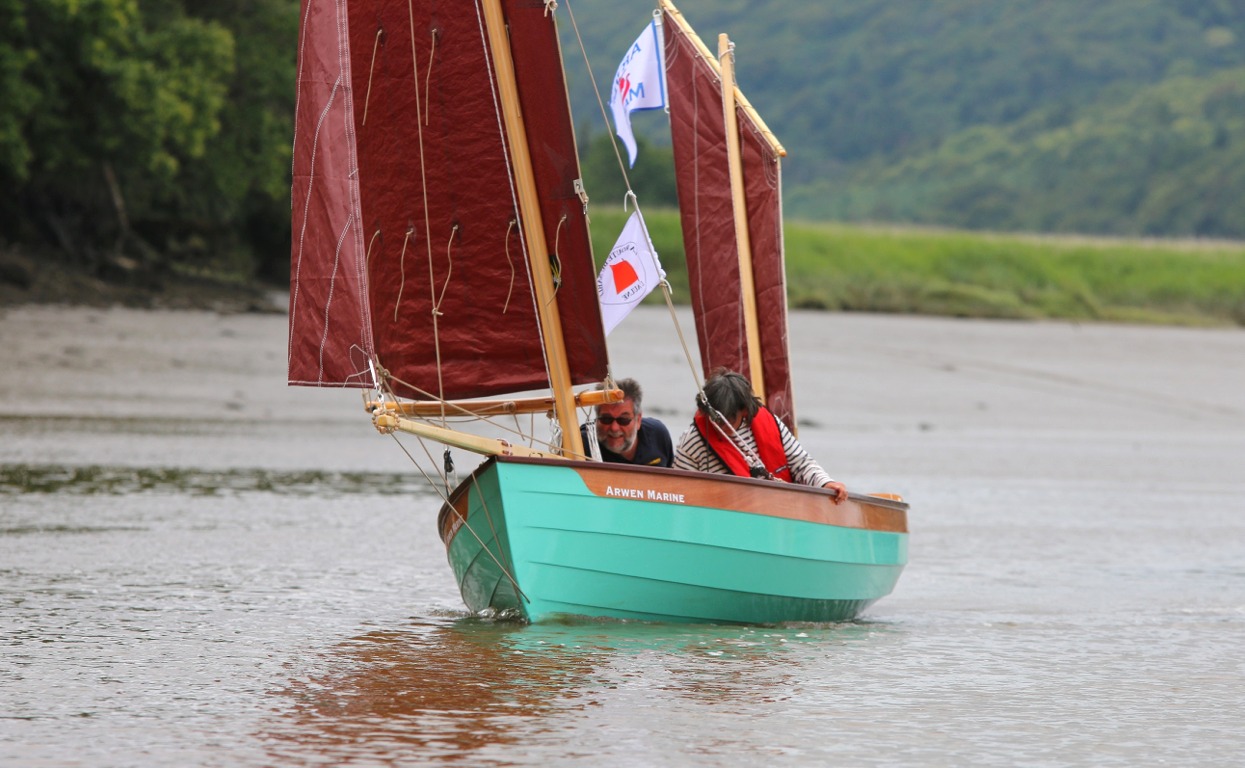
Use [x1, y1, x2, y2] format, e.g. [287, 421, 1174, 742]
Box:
[2, 305, 1243, 767]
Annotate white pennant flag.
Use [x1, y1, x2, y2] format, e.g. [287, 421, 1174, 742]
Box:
[597, 210, 665, 335]
[609, 19, 666, 168]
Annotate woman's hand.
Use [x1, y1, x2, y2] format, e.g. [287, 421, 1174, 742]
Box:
[823, 480, 847, 504]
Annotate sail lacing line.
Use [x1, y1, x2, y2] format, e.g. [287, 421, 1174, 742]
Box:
[424, 28, 438, 125]
[365, 228, 381, 272]
[549, 214, 567, 298]
[502, 219, 516, 313]
[394, 226, 412, 321]
[362, 27, 383, 126]
[428, 224, 458, 428]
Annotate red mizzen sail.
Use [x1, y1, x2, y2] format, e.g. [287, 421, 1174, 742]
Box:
[288, 0, 607, 401]
[662, 4, 796, 430]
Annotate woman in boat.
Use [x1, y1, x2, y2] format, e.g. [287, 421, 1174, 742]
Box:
[673, 369, 848, 502]
[581, 378, 674, 467]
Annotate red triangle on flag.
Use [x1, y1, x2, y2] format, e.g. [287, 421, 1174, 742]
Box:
[609, 260, 639, 294]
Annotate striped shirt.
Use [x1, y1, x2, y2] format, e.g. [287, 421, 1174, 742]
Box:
[673, 415, 834, 487]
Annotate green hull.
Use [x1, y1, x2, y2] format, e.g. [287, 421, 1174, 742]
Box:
[438, 457, 908, 625]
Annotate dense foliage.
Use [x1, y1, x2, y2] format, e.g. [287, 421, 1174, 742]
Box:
[2, 0, 1243, 289]
[0, 0, 296, 281]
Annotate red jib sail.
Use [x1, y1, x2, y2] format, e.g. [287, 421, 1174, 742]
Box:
[288, 0, 608, 401]
[662, 5, 796, 431]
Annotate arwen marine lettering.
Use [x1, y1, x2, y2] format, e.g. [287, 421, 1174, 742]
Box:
[604, 485, 686, 504]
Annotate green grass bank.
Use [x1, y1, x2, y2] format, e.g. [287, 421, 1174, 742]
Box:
[588, 207, 1245, 327]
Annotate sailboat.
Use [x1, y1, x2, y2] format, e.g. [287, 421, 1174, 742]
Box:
[288, 0, 908, 624]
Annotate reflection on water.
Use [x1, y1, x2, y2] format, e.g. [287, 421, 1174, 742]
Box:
[268, 619, 602, 762]
[263, 617, 904, 765]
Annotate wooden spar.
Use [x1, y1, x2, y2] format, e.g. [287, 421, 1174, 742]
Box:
[659, 1, 785, 157]
[480, 0, 584, 459]
[374, 413, 561, 458]
[718, 34, 766, 400]
[368, 388, 624, 417]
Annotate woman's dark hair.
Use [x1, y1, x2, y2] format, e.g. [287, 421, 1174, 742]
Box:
[697, 368, 760, 422]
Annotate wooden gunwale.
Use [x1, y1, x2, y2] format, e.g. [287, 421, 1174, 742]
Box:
[438, 455, 909, 550]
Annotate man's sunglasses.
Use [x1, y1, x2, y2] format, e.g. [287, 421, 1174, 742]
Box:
[597, 415, 634, 426]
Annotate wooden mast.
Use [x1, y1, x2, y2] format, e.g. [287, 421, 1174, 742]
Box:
[480, 0, 584, 458]
[718, 34, 765, 400]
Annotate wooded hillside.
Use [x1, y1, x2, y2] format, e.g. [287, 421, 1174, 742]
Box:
[571, 0, 1245, 238]
[2, 0, 1242, 291]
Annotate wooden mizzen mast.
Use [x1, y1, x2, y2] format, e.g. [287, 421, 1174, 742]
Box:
[718, 33, 765, 401]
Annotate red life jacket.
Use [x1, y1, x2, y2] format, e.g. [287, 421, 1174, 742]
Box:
[693, 407, 793, 482]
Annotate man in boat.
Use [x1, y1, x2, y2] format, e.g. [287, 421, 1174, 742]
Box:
[673, 369, 848, 502]
[581, 378, 674, 467]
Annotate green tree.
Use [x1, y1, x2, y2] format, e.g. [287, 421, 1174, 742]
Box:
[580, 130, 679, 212]
[4, 0, 234, 270]
[174, 0, 298, 282]
[0, 0, 38, 186]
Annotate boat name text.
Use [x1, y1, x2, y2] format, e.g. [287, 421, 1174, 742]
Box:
[604, 485, 686, 504]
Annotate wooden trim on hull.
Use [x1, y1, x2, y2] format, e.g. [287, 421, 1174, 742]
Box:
[438, 455, 908, 547]
[571, 462, 907, 534]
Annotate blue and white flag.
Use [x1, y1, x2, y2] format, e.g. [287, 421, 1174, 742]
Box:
[597, 210, 665, 335]
[609, 19, 666, 168]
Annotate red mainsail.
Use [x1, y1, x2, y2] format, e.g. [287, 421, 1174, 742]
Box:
[662, 5, 796, 430]
[288, 0, 608, 401]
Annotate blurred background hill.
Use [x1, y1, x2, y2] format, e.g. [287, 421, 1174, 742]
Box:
[571, 0, 1245, 238]
[2, 0, 1243, 311]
